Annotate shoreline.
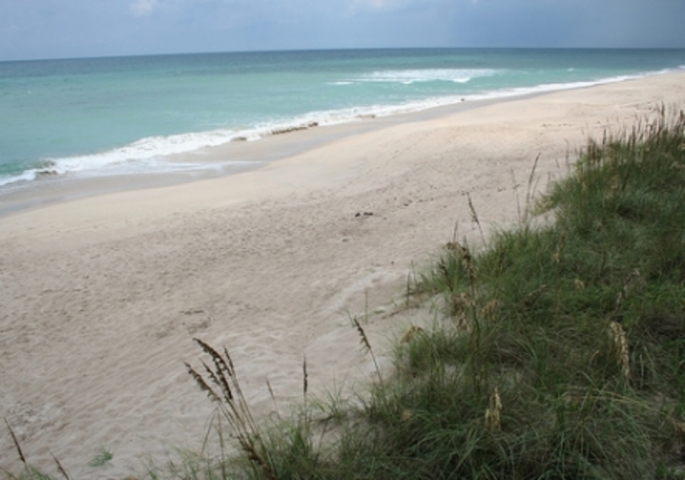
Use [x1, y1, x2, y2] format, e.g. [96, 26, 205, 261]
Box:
[2, 67, 682, 219]
[1, 72, 685, 477]
[0, 92, 510, 218]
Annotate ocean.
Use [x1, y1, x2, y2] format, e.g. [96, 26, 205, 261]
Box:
[1, 48, 684, 191]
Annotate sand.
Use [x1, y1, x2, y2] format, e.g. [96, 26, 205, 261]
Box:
[1, 72, 685, 478]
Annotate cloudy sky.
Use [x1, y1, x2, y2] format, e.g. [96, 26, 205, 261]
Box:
[1, 0, 684, 61]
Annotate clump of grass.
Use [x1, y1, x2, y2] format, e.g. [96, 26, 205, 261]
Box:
[380, 107, 685, 478]
[185, 338, 278, 480]
[141, 424, 242, 480]
[202, 107, 685, 479]
[87, 447, 113, 468]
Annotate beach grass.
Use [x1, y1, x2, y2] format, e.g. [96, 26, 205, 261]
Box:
[212, 107, 685, 479]
[5, 107, 685, 479]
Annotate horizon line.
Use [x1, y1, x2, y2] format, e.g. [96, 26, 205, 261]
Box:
[3, 45, 685, 64]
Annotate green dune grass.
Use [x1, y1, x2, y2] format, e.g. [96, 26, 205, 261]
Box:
[7, 107, 685, 480]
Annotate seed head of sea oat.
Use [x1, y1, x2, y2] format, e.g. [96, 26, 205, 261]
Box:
[484, 387, 503, 431]
[609, 321, 630, 380]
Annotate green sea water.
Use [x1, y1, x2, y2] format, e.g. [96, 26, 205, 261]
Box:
[1, 48, 684, 188]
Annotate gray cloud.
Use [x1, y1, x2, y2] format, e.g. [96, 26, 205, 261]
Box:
[0, 0, 683, 60]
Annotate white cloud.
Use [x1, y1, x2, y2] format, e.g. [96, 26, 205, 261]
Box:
[130, 0, 159, 16]
[349, 0, 414, 12]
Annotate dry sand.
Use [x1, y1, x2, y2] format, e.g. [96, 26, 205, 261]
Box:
[1, 72, 685, 478]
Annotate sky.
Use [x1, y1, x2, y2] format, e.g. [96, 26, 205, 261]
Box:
[1, 0, 684, 61]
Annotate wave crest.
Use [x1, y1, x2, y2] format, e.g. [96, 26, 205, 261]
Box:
[358, 68, 500, 85]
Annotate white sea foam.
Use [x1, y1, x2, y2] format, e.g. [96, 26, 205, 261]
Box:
[466, 72, 656, 102]
[0, 67, 678, 189]
[313, 71, 666, 122]
[0, 129, 258, 187]
[0, 118, 331, 187]
[311, 68, 679, 125]
[358, 69, 499, 84]
[0, 170, 37, 187]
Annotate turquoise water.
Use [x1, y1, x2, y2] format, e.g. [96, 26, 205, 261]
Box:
[1, 48, 684, 188]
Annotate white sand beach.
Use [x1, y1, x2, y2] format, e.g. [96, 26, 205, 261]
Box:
[1, 72, 685, 478]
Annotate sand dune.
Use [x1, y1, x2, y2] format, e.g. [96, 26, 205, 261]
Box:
[1, 72, 684, 478]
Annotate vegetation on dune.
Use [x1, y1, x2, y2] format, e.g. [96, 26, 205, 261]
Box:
[6, 107, 685, 479]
